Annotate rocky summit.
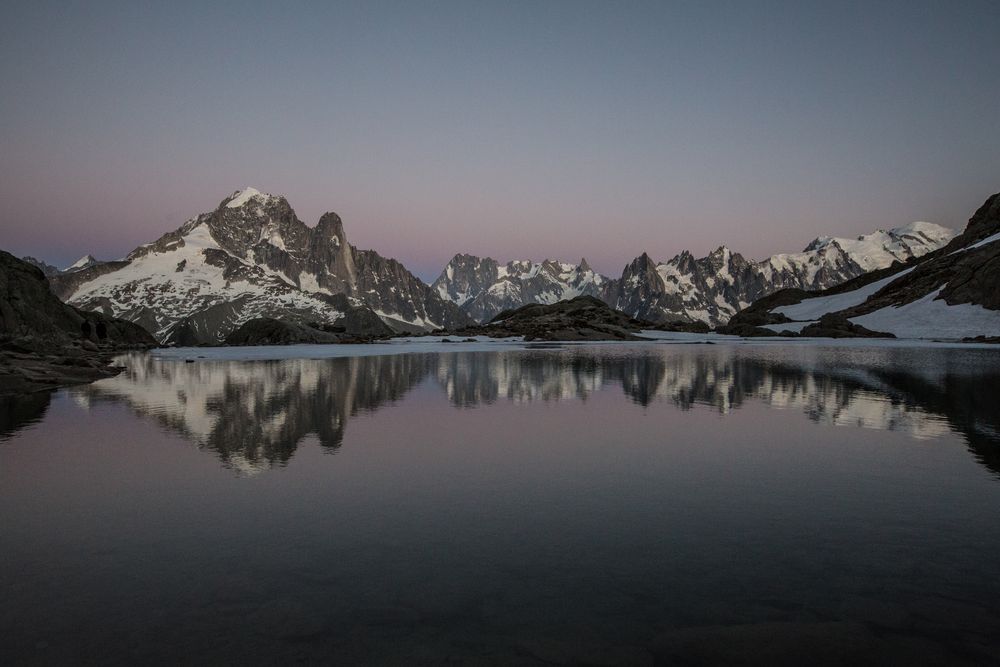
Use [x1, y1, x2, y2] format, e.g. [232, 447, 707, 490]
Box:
[51, 188, 472, 345]
[434, 222, 955, 326]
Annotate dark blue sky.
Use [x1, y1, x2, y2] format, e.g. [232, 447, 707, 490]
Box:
[2, 0, 998, 279]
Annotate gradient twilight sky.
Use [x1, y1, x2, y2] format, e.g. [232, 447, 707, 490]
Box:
[1, 1, 999, 281]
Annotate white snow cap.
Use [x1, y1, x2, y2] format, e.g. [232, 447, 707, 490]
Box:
[226, 187, 271, 208]
[64, 255, 97, 271]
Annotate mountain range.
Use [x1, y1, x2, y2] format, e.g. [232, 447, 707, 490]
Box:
[17, 187, 972, 343]
[433, 222, 955, 325]
[48, 188, 471, 344]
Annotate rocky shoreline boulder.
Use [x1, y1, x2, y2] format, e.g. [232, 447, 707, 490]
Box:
[224, 317, 393, 345]
[443, 295, 651, 341]
[1, 250, 157, 394]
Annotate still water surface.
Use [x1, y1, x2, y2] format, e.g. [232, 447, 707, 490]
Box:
[2, 343, 1000, 664]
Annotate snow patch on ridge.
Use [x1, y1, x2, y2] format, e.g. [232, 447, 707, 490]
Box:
[774, 268, 915, 322]
[849, 287, 1000, 339]
[227, 187, 270, 208]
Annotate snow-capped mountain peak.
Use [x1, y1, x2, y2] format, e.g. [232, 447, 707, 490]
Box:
[59, 189, 470, 344]
[225, 187, 274, 209]
[603, 221, 956, 326]
[435, 220, 956, 327]
[432, 255, 609, 322]
[63, 254, 99, 272]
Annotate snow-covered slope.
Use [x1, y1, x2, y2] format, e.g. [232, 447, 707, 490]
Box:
[728, 191, 1000, 339]
[602, 222, 954, 326]
[64, 188, 471, 343]
[64, 254, 99, 272]
[848, 288, 1000, 338]
[431, 255, 607, 322]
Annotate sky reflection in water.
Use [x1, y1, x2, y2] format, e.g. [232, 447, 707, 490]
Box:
[2, 344, 999, 664]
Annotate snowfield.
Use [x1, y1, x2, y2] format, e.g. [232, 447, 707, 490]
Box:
[773, 268, 915, 322]
[849, 287, 1000, 339]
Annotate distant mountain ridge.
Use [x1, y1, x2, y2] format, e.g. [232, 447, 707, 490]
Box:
[52, 188, 471, 344]
[722, 191, 1000, 339]
[431, 255, 606, 323]
[29, 188, 956, 337]
[434, 222, 955, 325]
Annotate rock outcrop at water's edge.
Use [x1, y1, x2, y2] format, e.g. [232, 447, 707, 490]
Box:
[0, 250, 157, 394]
[225, 316, 394, 346]
[443, 295, 651, 341]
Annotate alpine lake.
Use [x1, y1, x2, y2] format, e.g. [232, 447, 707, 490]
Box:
[2, 336, 1000, 665]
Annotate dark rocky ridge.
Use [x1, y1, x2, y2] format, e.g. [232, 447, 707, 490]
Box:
[0, 250, 157, 394]
[162, 293, 394, 347]
[225, 315, 394, 346]
[22, 256, 61, 277]
[720, 190, 1000, 338]
[841, 192, 1000, 317]
[446, 295, 651, 341]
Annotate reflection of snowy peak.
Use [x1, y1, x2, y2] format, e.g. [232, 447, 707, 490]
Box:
[432, 255, 608, 322]
[603, 222, 955, 326]
[76, 346, 999, 476]
[61, 188, 471, 343]
[80, 353, 431, 475]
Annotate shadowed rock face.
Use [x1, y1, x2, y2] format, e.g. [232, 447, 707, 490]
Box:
[21, 256, 61, 277]
[447, 295, 650, 341]
[56, 189, 472, 344]
[1, 250, 157, 393]
[844, 192, 1000, 315]
[224, 312, 394, 346]
[45, 345, 1000, 478]
[1, 250, 155, 349]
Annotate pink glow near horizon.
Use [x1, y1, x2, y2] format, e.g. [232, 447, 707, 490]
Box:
[2, 2, 998, 280]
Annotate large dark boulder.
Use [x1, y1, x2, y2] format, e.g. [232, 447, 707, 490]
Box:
[225, 318, 346, 345]
[1, 250, 157, 394]
[448, 295, 651, 341]
[1, 250, 156, 350]
[799, 315, 895, 338]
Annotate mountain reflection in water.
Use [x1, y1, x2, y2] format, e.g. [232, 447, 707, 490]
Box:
[54, 345, 1000, 477]
[4, 343, 1000, 664]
